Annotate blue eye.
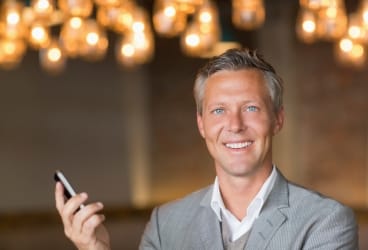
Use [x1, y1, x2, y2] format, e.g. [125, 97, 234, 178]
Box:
[247, 106, 258, 112]
[212, 108, 224, 115]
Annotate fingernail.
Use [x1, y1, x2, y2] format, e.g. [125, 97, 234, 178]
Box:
[81, 192, 88, 198]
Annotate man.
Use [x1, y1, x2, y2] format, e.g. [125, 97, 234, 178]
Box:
[55, 48, 358, 250]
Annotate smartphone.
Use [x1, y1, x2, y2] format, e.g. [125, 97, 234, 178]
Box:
[54, 170, 84, 209]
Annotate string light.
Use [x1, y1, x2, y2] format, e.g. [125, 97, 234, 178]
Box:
[2, 0, 367, 74]
[296, 7, 318, 43]
[39, 38, 66, 74]
[232, 0, 265, 30]
[296, 0, 368, 67]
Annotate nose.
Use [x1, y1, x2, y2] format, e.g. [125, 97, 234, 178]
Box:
[227, 110, 245, 133]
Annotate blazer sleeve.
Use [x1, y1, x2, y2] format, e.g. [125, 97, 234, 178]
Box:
[303, 203, 358, 250]
[139, 207, 161, 250]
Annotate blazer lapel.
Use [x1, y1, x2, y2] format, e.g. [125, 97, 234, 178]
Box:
[197, 187, 224, 250]
[245, 169, 289, 250]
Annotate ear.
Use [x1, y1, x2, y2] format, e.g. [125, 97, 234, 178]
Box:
[197, 112, 205, 138]
[273, 106, 285, 135]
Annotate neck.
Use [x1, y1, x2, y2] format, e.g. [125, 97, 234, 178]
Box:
[217, 166, 272, 220]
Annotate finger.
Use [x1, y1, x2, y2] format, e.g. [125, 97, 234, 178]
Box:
[61, 193, 88, 235]
[73, 202, 104, 235]
[63, 192, 88, 217]
[55, 182, 65, 213]
[82, 214, 106, 240]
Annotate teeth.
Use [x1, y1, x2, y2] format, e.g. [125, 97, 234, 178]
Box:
[225, 141, 252, 149]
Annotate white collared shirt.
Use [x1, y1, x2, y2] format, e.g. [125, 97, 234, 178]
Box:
[210, 166, 277, 242]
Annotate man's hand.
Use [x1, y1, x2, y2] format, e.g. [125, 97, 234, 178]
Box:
[55, 182, 111, 250]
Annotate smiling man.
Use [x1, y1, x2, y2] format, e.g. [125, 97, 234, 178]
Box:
[196, 67, 283, 222]
[139, 48, 358, 249]
[55, 48, 358, 250]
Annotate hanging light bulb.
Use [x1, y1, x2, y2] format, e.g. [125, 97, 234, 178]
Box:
[60, 16, 86, 57]
[39, 38, 66, 74]
[115, 30, 154, 66]
[0, 1, 27, 69]
[95, 0, 123, 7]
[360, 0, 368, 27]
[316, 0, 347, 41]
[296, 7, 318, 43]
[174, 0, 204, 14]
[346, 13, 365, 42]
[115, 6, 154, 66]
[80, 19, 108, 61]
[58, 0, 93, 18]
[130, 6, 155, 60]
[198, 1, 218, 32]
[232, 0, 265, 30]
[299, 0, 332, 11]
[0, 38, 26, 69]
[355, 0, 368, 44]
[153, 0, 187, 37]
[181, 0, 220, 57]
[97, 2, 135, 33]
[116, 36, 135, 64]
[197, 0, 220, 47]
[31, 0, 55, 22]
[113, 3, 136, 32]
[0, 1, 26, 40]
[335, 36, 366, 67]
[28, 22, 51, 49]
[181, 26, 201, 56]
[97, 5, 120, 29]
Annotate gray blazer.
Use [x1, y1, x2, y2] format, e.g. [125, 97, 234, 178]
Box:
[139, 169, 358, 249]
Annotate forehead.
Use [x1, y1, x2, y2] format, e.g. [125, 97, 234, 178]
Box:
[204, 69, 268, 96]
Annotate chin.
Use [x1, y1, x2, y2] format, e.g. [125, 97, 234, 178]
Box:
[222, 166, 254, 177]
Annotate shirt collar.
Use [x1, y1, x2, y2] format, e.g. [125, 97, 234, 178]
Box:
[210, 165, 278, 222]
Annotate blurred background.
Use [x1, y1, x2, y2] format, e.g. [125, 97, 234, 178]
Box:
[0, 0, 367, 249]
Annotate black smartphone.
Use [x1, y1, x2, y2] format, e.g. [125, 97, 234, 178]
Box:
[54, 170, 84, 209]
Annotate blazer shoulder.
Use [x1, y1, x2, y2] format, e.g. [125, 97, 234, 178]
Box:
[284, 182, 358, 248]
[287, 181, 356, 220]
[158, 185, 213, 216]
[146, 185, 213, 242]
[140, 185, 219, 249]
[289, 181, 344, 204]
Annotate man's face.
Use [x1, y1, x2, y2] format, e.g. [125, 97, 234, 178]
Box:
[197, 69, 284, 178]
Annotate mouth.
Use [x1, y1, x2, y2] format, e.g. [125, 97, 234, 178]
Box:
[225, 141, 253, 149]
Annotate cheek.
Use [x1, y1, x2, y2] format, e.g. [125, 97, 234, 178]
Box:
[203, 118, 224, 139]
[249, 116, 274, 135]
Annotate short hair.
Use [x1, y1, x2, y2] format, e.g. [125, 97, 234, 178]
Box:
[194, 48, 284, 115]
